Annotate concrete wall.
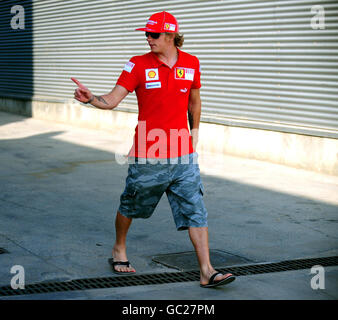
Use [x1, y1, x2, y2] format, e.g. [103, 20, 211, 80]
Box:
[1, 96, 337, 176]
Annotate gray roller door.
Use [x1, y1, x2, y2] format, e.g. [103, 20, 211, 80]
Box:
[0, 0, 337, 137]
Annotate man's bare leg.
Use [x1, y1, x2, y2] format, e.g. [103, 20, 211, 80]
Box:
[188, 227, 233, 285]
[112, 211, 135, 272]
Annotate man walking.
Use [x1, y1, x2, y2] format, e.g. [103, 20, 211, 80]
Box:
[72, 11, 235, 288]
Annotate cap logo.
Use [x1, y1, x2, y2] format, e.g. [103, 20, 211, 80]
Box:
[164, 22, 176, 31]
[147, 20, 157, 25]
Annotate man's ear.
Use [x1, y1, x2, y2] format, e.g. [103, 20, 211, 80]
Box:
[165, 32, 175, 42]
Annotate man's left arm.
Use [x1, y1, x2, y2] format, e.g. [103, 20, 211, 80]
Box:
[188, 88, 201, 151]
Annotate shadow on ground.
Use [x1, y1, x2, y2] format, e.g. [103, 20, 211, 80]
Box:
[0, 114, 337, 290]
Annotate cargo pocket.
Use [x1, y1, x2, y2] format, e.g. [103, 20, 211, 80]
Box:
[199, 183, 205, 196]
[126, 184, 137, 197]
[120, 185, 138, 212]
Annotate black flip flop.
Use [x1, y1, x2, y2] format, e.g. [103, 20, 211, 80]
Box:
[200, 272, 235, 288]
[108, 258, 136, 275]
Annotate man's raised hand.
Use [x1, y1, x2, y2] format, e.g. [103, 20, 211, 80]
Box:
[71, 77, 93, 103]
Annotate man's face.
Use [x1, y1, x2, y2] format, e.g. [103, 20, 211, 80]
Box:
[146, 32, 174, 53]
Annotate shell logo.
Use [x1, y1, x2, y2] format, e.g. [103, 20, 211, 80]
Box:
[148, 70, 157, 78]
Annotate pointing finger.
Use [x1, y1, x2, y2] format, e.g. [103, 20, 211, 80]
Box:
[71, 77, 87, 90]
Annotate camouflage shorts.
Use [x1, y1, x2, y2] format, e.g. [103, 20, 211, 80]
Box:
[118, 153, 208, 231]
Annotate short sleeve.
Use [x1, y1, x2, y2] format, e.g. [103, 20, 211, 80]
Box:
[116, 57, 139, 93]
[191, 57, 201, 89]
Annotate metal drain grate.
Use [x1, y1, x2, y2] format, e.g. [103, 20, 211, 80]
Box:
[0, 255, 337, 297]
[218, 255, 338, 276]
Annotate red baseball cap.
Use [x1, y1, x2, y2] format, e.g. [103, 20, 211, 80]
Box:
[135, 11, 179, 33]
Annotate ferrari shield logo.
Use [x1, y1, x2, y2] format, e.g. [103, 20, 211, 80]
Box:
[175, 67, 194, 81]
[176, 68, 185, 78]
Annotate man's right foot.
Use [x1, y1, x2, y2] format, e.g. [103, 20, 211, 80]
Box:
[110, 247, 136, 273]
[108, 258, 136, 274]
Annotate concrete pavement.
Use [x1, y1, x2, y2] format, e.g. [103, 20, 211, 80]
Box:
[0, 111, 337, 300]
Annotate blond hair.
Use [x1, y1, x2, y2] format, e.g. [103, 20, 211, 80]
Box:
[165, 32, 184, 48]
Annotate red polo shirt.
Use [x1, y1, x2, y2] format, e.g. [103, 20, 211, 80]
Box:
[116, 48, 201, 158]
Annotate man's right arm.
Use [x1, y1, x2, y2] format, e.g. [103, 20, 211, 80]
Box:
[88, 85, 129, 110]
[71, 78, 129, 110]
